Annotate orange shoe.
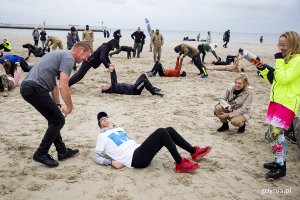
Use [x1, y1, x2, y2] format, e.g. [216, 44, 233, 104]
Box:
[175, 158, 199, 173]
[191, 146, 212, 162]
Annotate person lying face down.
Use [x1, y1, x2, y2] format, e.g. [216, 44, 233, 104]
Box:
[101, 64, 163, 97]
[147, 57, 187, 77]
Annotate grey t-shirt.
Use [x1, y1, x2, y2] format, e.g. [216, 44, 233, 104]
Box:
[25, 50, 74, 91]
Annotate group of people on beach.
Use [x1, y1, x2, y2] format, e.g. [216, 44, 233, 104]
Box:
[1, 27, 300, 180]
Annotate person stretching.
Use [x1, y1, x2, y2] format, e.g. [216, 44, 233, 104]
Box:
[101, 65, 164, 97]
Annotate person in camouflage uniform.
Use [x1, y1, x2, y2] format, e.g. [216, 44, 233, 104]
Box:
[82, 25, 94, 51]
[174, 44, 208, 78]
[46, 36, 63, 50]
[151, 29, 164, 62]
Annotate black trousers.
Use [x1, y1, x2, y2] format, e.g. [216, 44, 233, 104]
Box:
[20, 81, 67, 155]
[131, 127, 195, 168]
[198, 45, 206, 62]
[192, 54, 207, 75]
[132, 74, 156, 95]
[226, 55, 236, 64]
[69, 61, 93, 86]
[150, 61, 165, 76]
[10, 58, 32, 76]
[34, 39, 39, 46]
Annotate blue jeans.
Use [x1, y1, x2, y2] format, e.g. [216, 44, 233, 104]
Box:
[20, 81, 66, 155]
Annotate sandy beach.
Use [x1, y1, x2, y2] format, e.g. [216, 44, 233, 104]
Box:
[0, 32, 299, 200]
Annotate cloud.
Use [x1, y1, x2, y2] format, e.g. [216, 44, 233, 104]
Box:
[0, 0, 299, 33]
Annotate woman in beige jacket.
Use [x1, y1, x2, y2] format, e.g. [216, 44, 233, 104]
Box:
[214, 73, 253, 133]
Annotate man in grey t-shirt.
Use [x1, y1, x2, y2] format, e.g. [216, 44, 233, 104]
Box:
[20, 41, 91, 167]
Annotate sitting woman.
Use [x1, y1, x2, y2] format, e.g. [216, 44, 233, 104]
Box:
[147, 57, 186, 77]
[206, 55, 244, 72]
[214, 73, 253, 133]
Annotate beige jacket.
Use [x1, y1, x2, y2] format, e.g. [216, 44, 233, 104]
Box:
[219, 83, 253, 121]
[151, 33, 164, 47]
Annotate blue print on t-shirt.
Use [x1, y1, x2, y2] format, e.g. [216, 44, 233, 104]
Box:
[108, 131, 130, 146]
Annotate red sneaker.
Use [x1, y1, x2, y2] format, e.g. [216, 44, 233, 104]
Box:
[191, 146, 212, 162]
[175, 158, 199, 173]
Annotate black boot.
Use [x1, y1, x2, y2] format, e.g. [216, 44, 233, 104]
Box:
[265, 162, 286, 180]
[263, 161, 280, 171]
[237, 124, 246, 133]
[217, 122, 229, 132]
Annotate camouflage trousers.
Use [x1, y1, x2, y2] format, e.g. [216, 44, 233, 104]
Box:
[84, 40, 93, 51]
[52, 41, 63, 50]
[0, 74, 14, 91]
[153, 45, 162, 61]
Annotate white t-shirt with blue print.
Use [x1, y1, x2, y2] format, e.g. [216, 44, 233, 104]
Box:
[95, 127, 140, 168]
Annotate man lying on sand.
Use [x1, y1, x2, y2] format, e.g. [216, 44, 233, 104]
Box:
[101, 65, 164, 97]
[93, 112, 212, 173]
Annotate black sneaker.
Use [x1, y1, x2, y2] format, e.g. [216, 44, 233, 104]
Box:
[153, 87, 161, 92]
[58, 148, 79, 161]
[154, 92, 164, 97]
[200, 74, 208, 78]
[33, 152, 59, 167]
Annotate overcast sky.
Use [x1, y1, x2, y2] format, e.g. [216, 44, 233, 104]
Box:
[1, 0, 299, 34]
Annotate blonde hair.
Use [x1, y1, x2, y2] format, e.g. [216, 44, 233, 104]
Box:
[235, 73, 249, 91]
[73, 41, 92, 52]
[280, 31, 300, 63]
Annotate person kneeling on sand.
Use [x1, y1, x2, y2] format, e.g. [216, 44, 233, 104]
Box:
[147, 57, 187, 77]
[214, 73, 253, 133]
[101, 64, 164, 97]
[93, 112, 212, 173]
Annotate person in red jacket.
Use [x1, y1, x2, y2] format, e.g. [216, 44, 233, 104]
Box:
[147, 57, 186, 77]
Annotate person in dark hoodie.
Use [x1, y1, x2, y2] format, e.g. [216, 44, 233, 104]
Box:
[67, 26, 80, 50]
[101, 65, 163, 97]
[68, 35, 120, 87]
[109, 30, 134, 59]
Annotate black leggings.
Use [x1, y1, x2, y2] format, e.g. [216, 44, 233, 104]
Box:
[131, 127, 195, 168]
[132, 74, 156, 95]
[69, 61, 93, 86]
[150, 61, 165, 76]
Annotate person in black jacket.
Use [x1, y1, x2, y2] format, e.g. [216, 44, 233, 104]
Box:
[131, 27, 146, 58]
[223, 30, 230, 48]
[67, 26, 80, 50]
[101, 65, 163, 97]
[22, 43, 46, 60]
[68, 39, 119, 86]
[109, 46, 134, 59]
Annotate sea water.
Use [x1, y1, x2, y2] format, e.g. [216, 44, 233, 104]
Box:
[0, 27, 279, 44]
